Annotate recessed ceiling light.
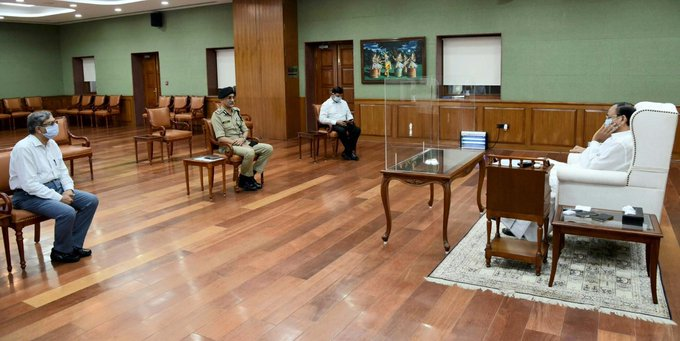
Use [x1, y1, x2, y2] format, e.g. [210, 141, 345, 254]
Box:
[114, 7, 121, 12]
[70, 4, 77, 7]
[161, 1, 168, 5]
[15, 0, 24, 3]
[75, 13, 81, 17]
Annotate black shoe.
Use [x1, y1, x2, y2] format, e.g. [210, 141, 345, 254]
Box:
[50, 248, 80, 263]
[501, 228, 516, 237]
[74, 247, 92, 257]
[238, 175, 258, 191]
[249, 176, 262, 189]
[351, 152, 359, 161]
[341, 152, 352, 160]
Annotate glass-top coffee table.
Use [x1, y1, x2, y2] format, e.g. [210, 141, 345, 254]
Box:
[549, 205, 663, 304]
[380, 148, 486, 251]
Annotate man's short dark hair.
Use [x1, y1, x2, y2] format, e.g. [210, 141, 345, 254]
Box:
[614, 102, 636, 126]
[27, 111, 51, 134]
[218, 86, 236, 99]
[331, 86, 344, 94]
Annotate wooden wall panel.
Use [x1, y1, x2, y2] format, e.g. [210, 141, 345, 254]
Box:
[583, 109, 607, 145]
[482, 106, 525, 144]
[439, 105, 476, 141]
[233, 0, 299, 140]
[530, 108, 577, 147]
[358, 103, 386, 136]
[395, 104, 434, 139]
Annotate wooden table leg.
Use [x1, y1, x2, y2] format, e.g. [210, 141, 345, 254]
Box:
[184, 161, 190, 196]
[428, 183, 434, 207]
[2, 226, 11, 272]
[442, 180, 452, 252]
[134, 139, 140, 163]
[548, 229, 563, 286]
[649, 240, 660, 304]
[199, 167, 204, 191]
[476, 157, 486, 212]
[208, 164, 214, 200]
[381, 176, 392, 243]
[147, 141, 154, 165]
[298, 135, 302, 159]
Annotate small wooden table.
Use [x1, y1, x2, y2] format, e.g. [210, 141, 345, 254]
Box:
[133, 135, 164, 165]
[549, 205, 663, 304]
[297, 131, 327, 162]
[183, 156, 227, 200]
[381, 148, 486, 252]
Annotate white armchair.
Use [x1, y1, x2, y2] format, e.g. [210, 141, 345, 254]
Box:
[556, 101, 678, 219]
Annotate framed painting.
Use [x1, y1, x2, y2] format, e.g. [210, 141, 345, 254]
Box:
[360, 37, 426, 84]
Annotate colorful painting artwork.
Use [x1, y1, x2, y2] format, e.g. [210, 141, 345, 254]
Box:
[360, 37, 426, 84]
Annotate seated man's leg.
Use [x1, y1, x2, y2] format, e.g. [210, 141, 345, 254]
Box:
[331, 125, 352, 157]
[252, 143, 273, 175]
[232, 145, 258, 190]
[12, 192, 77, 254]
[70, 190, 99, 249]
[348, 125, 361, 155]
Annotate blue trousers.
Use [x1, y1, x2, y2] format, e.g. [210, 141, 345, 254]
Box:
[12, 180, 99, 254]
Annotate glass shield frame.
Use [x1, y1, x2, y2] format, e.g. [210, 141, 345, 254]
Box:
[384, 77, 476, 173]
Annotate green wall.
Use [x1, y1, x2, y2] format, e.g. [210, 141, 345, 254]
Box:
[59, 4, 233, 96]
[0, 23, 63, 97]
[297, 0, 680, 104]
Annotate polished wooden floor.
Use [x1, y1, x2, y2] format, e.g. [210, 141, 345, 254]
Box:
[0, 123, 678, 340]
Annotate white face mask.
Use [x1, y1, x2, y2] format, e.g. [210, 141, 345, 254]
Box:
[43, 123, 59, 139]
[332, 95, 342, 103]
[604, 117, 613, 127]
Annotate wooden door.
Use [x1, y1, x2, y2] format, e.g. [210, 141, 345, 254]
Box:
[131, 52, 161, 126]
[306, 41, 354, 129]
[142, 54, 160, 109]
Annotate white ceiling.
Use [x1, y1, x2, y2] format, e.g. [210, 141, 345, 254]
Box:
[0, 0, 232, 25]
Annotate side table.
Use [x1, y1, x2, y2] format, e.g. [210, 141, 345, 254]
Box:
[133, 135, 164, 165]
[549, 205, 663, 304]
[183, 155, 227, 200]
[297, 131, 327, 162]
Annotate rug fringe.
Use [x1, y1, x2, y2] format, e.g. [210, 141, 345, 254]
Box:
[425, 276, 677, 326]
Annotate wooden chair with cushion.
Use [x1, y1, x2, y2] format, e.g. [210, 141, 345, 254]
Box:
[147, 107, 192, 159]
[78, 95, 106, 128]
[170, 96, 189, 122]
[143, 95, 173, 128]
[62, 95, 93, 126]
[0, 148, 51, 272]
[24, 96, 49, 113]
[175, 96, 205, 132]
[94, 95, 121, 128]
[53, 117, 94, 180]
[203, 118, 262, 193]
[3, 98, 31, 131]
[0, 101, 11, 130]
[313, 104, 340, 156]
[55, 95, 81, 118]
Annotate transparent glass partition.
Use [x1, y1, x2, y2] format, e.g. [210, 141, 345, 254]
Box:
[384, 77, 477, 172]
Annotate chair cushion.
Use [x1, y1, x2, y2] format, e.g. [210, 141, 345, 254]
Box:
[59, 145, 93, 159]
[12, 208, 42, 225]
[174, 114, 192, 121]
[153, 129, 192, 141]
[63, 109, 79, 115]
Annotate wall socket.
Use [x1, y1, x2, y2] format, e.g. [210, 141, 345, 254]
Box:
[496, 123, 509, 131]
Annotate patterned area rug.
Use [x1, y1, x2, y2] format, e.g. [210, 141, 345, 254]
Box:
[427, 215, 674, 324]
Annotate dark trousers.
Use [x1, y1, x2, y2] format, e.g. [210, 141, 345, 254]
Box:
[332, 124, 361, 154]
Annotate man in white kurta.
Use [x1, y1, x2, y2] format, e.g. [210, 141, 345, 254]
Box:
[319, 86, 361, 160]
[504, 102, 636, 241]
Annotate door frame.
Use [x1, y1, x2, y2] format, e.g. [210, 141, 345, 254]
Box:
[131, 52, 160, 127]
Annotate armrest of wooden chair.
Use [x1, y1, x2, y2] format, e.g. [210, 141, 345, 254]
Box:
[68, 131, 91, 147]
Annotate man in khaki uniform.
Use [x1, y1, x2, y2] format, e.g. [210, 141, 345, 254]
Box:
[211, 87, 273, 191]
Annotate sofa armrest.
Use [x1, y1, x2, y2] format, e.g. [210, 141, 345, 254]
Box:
[556, 167, 628, 186]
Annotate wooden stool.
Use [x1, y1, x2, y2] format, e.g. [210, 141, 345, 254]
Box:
[183, 156, 227, 200]
[133, 135, 164, 165]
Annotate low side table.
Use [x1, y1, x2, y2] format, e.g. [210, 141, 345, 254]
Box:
[183, 155, 227, 200]
[297, 131, 327, 162]
[549, 205, 663, 304]
[134, 135, 164, 165]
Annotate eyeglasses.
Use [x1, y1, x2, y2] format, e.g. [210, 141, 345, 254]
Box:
[41, 121, 56, 127]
